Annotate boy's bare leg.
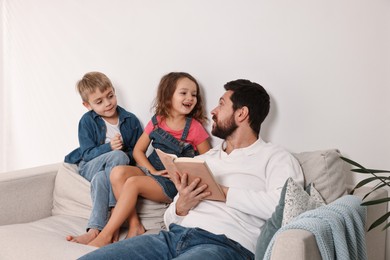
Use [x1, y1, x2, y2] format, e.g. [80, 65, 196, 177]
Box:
[66, 228, 99, 244]
[88, 176, 170, 248]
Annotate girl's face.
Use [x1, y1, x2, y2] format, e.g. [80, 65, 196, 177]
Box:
[171, 77, 198, 116]
[83, 87, 118, 120]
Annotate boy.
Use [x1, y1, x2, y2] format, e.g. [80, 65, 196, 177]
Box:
[65, 71, 142, 244]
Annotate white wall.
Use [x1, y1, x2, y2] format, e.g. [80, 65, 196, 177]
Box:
[0, 0, 5, 171]
[1, 0, 389, 177]
[1, 0, 390, 256]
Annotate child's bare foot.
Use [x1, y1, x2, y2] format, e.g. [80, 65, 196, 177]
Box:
[88, 233, 113, 248]
[66, 228, 100, 245]
[126, 225, 146, 239]
[112, 228, 120, 243]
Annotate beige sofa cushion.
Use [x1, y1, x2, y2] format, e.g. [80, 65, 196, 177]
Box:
[52, 163, 91, 219]
[52, 163, 168, 230]
[293, 149, 348, 204]
[0, 215, 96, 260]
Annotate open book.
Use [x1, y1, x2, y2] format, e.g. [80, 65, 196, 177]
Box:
[156, 149, 226, 201]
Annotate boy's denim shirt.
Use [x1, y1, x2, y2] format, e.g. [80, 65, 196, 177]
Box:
[64, 105, 142, 165]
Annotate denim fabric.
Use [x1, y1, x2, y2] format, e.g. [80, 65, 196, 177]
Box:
[65, 106, 142, 231]
[78, 150, 129, 230]
[78, 224, 254, 260]
[65, 105, 142, 165]
[147, 115, 198, 199]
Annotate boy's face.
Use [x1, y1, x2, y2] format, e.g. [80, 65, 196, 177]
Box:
[83, 87, 118, 120]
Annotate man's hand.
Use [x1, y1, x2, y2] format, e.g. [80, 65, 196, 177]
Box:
[173, 172, 211, 216]
[110, 133, 123, 150]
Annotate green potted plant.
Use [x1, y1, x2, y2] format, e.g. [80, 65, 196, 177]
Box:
[340, 156, 390, 231]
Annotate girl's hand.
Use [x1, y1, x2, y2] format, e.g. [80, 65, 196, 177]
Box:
[110, 133, 123, 150]
[151, 170, 169, 178]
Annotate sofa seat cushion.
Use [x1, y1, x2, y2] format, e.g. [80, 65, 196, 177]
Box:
[0, 215, 96, 260]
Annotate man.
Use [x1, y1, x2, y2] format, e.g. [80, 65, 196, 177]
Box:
[80, 79, 304, 260]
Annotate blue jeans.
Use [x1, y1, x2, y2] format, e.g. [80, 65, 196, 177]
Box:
[78, 224, 254, 260]
[78, 150, 129, 230]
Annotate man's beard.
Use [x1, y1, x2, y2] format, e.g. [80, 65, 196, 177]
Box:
[211, 115, 238, 139]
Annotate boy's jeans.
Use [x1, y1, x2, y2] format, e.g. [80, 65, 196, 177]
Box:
[78, 150, 129, 231]
[78, 224, 254, 260]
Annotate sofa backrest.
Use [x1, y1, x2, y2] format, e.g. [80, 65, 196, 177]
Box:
[293, 149, 348, 204]
[51, 149, 348, 230]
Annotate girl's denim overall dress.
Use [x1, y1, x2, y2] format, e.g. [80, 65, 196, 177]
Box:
[146, 115, 197, 200]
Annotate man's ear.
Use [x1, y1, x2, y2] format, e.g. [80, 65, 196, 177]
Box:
[83, 101, 92, 111]
[236, 106, 249, 123]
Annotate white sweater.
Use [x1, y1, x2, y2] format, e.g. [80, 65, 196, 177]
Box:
[164, 138, 304, 254]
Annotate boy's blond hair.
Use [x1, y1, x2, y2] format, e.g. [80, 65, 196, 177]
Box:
[76, 72, 114, 102]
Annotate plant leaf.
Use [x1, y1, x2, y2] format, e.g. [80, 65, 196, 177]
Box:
[352, 169, 390, 174]
[381, 222, 390, 231]
[361, 197, 390, 206]
[340, 156, 366, 169]
[368, 212, 390, 231]
[372, 182, 390, 190]
[354, 177, 380, 189]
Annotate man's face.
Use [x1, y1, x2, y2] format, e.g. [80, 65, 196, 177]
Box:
[211, 90, 238, 139]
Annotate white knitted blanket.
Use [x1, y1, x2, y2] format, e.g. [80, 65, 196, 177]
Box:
[264, 195, 367, 260]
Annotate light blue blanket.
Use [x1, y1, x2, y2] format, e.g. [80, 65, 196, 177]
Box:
[264, 195, 367, 260]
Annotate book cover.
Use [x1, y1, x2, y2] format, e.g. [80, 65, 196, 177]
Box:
[156, 149, 226, 201]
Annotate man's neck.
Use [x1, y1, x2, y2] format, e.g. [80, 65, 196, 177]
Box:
[223, 132, 258, 154]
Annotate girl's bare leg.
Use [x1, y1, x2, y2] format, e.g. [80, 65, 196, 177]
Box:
[110, 166, 145, 200]
[109, 166, 145, 242]
[126, 208, 145, 239]
[88, 176, 170, 248]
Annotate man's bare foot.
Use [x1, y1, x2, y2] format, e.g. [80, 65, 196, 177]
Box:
[66, 228, 100, 245]
[126, 225, 146, 239]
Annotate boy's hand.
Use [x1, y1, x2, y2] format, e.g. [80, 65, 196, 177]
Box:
[110, 133, 123, 150]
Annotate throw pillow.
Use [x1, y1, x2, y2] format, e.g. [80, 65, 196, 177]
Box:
[52, 163, 92, 219]
[255, 177, 325, 260]
[293, 149, 348, 204]
[282, 178, 325, 226]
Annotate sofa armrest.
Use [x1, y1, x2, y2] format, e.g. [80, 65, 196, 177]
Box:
[270, 229, 321, 260]
[270, 187, 388, 260]
[353, 186, 388, 260]
[0, 163, 60, 225]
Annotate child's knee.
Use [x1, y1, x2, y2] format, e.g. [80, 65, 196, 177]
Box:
[91, 172, 107, 187]
[124, 176, 143, 191]
[109, 150, 130, 165]
[110, 166, 125, 184]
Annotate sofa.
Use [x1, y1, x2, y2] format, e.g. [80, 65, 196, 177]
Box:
[0, 149, 387, 260]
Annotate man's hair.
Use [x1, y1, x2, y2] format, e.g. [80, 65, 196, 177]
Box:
[224, 79, 270, 137]
[153, 72, 207, 125]
[76, 72, 114, 102]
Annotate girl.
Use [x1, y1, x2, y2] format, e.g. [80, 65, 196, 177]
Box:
[88, 72, 210, 247]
